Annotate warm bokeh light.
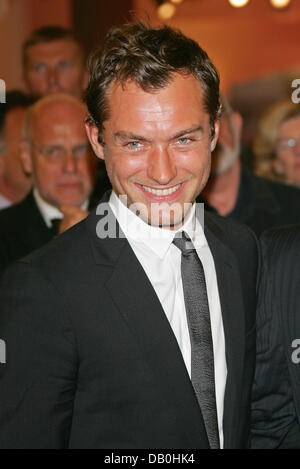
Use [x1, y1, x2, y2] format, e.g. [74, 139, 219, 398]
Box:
[228, 0, 250, 7]
[170, 0, 184, 4]
[157, 2, 176, 20]
[270, 0, 291, 8]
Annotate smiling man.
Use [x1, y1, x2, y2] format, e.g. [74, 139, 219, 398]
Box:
[0, 23, 259, 449]
[87, 76, 214, 229]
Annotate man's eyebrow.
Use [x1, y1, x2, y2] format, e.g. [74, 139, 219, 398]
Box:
[114, 131, 150, 143]
[171, 125, 203, 140]
[114, 126, 204, 143]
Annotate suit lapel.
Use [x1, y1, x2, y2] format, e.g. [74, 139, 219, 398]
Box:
[204, 213, 246, 449]
[87, 200, 210, 448]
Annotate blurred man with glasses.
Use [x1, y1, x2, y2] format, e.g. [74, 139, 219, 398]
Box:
[0, 93, 98, 275]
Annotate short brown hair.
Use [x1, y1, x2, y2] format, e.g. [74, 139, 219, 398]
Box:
[85, 22, 221, 141]
[22, 25, 84, 67]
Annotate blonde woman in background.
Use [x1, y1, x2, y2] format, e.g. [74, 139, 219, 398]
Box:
[254, 101, 300, 188]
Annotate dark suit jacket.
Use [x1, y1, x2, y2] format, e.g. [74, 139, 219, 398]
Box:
[0, 195, 259, 448]
[251, 225, 300, 449]
[228, 169, 300, 236]
[0, 189, 103, 277]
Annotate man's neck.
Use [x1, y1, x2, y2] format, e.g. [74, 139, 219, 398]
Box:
[202, 160, 241, 216]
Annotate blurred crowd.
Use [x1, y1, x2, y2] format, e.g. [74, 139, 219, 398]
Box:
[1, 24, 300, 273]
[0, 26, 111, 272]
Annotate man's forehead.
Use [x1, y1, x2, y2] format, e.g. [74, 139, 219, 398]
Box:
[103, 76, 210, 140]
[26, 39, 81, 62]
[107, 75, 205, 111]
[30, 99, 86, 135]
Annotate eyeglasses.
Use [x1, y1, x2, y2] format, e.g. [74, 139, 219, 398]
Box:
[31, 142, 90, 163]
[276, 137, 300, 153]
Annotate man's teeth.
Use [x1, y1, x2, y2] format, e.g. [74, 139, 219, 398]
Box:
[142, 184, 181, 196]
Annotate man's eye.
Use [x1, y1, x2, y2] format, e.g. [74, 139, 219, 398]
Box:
[125, 141, 142, 149]
[178, 137, 192, 145]
[33, 63, 47, 73]
[58, 61, 72, 70]
[44, 146, 63, 157]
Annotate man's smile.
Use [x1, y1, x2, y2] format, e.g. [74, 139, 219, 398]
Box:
[135, 181, 187, 202]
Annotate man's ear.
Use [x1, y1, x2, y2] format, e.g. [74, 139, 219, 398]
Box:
[85, 121, 105, 160]
[210, 119, 220, 152]
[20, 141, 33, 175]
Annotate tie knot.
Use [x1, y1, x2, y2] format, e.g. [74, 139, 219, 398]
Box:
[172, 231, 195, 253]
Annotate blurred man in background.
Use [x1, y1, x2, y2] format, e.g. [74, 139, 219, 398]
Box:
[0, 90, 34, 209]
[0, 93, 98, 274]
[202, 96, 300, 236]
[22, 26, 88, 99]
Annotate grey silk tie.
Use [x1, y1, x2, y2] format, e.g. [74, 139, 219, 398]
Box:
[173, 232, 220, 449]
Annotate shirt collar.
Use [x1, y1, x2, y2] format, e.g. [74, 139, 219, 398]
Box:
[33, 187, 89, 228]
[109, 191, 207, 259]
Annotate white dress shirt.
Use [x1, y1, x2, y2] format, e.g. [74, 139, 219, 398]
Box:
[109, 191, 227, 448]
[0, 193, 12, 210]
[33, 187, 89, 228]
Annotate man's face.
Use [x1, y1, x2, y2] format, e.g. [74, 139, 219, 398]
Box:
[0, 107, 32, 199]
[24, 40, 87, 98]
[275, 116, 300, 187]
[210, 111, 241, 177]
[25, 101, 97, 207]
[87, 74, 219, 228]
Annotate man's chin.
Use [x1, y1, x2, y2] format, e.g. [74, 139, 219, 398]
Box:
[141, 208, 187, 230]
[52, 195, 86, 208]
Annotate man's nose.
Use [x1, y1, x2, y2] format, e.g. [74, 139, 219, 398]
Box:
[62, 149, 77, 173]
[147, 146, 177, 185]
[47, 67, 59, 88]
